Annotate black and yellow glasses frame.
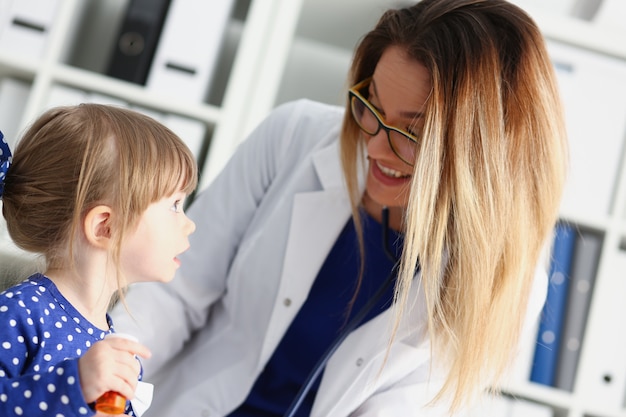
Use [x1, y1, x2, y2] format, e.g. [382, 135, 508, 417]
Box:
[348, 77, 420, 166]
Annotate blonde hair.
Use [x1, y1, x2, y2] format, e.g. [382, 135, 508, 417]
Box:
[341, 0, 568, 410]
[2, 104, 198, 293]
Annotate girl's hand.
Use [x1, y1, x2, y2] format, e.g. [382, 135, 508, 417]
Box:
[78, 336, 152, 404]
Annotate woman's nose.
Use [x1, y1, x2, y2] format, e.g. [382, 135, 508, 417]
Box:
[366, 129, 393, 158]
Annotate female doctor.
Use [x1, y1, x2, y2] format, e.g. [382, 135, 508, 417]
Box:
[111, 0, 568, 415]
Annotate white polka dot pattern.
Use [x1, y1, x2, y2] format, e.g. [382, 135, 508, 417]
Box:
[0, 274, 140, 416]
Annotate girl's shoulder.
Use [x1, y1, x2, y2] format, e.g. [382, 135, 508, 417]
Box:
[0, 274, 59, 324]
[0, 273, 53, 301]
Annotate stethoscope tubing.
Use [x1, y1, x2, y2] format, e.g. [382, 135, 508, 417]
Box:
[283, 207, 403, 417]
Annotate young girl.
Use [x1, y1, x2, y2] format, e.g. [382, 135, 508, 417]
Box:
[0, 103, 198, 416]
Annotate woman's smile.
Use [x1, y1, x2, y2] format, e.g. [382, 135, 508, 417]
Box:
[375, 160, 410, 179]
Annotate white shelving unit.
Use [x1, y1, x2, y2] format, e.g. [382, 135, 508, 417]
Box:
[1, 1, 625, 416]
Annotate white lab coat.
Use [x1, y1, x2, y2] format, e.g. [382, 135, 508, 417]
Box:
[111, 99, 548, 417]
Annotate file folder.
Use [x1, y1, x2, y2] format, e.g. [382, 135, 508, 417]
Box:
[145, 0, 236, 103]
[0, 0, 61, 60]
[106, 0, 171, 85]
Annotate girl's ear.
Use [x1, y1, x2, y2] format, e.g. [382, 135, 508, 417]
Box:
[84, 205, 113, 249]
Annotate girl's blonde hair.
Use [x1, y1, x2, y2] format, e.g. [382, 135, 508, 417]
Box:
[2, 104, 198, 292]
[341, 0, 568, 410]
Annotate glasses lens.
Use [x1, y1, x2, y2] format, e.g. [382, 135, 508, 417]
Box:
[389, 131, 417, 164]
[351, 96, 379, 135]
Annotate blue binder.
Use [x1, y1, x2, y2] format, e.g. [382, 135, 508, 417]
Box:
[530, 222, 576, 386]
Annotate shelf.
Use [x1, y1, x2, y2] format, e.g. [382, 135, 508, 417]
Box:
[50, 65, 222, 123]
[0, 51, 39, 78]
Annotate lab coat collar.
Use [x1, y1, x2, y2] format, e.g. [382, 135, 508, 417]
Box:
[312, 140, 345, 190]
[311, 139, 367, 193]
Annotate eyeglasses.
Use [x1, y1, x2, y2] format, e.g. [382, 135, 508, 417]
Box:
[348, 78, 419, 166]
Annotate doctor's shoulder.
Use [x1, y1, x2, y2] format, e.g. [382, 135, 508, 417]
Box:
[266, 99, 345, 153]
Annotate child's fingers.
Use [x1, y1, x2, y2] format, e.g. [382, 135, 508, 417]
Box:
[106, 336, 152, 359]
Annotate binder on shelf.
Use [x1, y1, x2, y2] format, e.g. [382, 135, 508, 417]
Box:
[569, 0, 603, 20]
[145, 0, 236, 103]
[106, 0, 172, 85]
[548, 40, 626, 220]
[554, 230, 602, 391]
[593, 0, 626, 30]
[0, 77, 31, 148]
[530, 223, 576, 386]
[0, 0, 61, 60]
[575, 243, 626, 409]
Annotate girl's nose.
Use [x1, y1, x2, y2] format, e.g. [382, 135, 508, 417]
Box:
[184, 215, 196, 235]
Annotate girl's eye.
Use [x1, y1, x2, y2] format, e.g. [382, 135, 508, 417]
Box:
[171, 200, 183, 213]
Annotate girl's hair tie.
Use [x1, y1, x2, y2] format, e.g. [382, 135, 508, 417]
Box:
[0, 130, 12, 199]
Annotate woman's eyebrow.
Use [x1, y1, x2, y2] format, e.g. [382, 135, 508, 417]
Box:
[371, 78, 424, 119]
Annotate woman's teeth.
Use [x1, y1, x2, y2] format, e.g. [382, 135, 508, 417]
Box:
[377, 161, 408, 178]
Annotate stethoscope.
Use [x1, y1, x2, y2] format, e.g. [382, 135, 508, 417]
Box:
[284, 207, 416, 417]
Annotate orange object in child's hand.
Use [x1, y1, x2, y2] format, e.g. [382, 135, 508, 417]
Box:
[95, 390, 127, 414]
[94, 332, 140, 414]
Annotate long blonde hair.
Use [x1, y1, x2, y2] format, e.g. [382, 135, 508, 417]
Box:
[341, 0, 568, 410]
[3, 104, 198, 293]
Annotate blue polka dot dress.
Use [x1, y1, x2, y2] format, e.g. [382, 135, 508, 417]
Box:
[0, 273, 139, 416]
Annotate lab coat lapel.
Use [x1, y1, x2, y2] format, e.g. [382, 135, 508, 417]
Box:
[258, 143, 357, 365]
